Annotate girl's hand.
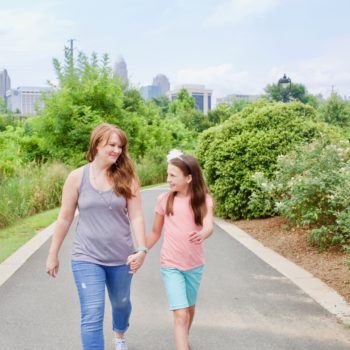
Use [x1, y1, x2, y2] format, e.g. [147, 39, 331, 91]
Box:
[46, 254, 59, 278]
[127, 251, 146, 274]
[189, 231, 204, 244]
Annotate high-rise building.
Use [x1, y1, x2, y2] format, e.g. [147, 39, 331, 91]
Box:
[6, 86, 52, 115]
[113, 56, 128, 84]
[140, 85, 162, 100]
[168, 84, 212, 115]
[152, 74, 170, 96]
[0, 69, 11, 107]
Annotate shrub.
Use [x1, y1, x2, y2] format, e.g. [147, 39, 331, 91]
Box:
[251, 138, 350, 250]
[196, 100, 329, 219]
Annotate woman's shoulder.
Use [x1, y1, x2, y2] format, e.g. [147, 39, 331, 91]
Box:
[65, 165, 86, 188]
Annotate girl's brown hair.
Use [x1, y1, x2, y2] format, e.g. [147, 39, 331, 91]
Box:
[166, 155, 209, 226]
[86, 123, 138, 199]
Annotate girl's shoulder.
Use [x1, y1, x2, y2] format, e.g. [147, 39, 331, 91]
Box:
[157, 191, 170, 203]
[205, 193, 214, 207]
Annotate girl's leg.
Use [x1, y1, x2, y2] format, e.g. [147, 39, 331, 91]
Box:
[72, 261, 106, 350]
[173, 307, 190, 350]
[105, 265, 133, 338]
[188, 305, 196, 333]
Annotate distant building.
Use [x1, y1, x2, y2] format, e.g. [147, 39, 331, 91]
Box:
[140, 85, 162, 100]
[0, 69, 11, 107]
[216, 93, 261, 105]
[113, 56, 128, 84]
[152, 74, 170, 95]
[168, 84, 212, 114]
[6, 86, 52, 115]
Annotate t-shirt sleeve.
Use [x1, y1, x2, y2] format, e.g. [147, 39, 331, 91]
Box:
[155, 193, 166, 216]
[206, 194, 214, 208]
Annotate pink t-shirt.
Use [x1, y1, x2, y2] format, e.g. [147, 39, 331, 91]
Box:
[155, 192, 213, 271]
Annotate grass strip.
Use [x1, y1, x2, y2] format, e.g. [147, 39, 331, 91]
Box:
[0, 208, 59, 263]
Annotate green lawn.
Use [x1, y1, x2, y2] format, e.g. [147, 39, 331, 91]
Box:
[0, 208, 59, 263]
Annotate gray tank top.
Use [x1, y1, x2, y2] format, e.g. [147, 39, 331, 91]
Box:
[71, 164, 135, 266]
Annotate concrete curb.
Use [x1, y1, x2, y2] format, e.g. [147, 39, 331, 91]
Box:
[0, 222, 56, 287]
[215, 217, 350, 325]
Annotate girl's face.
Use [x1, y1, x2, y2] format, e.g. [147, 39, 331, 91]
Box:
[96, 132, 123, 164]
[167, 163, 192, 195]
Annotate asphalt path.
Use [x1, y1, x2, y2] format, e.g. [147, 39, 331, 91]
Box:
[1, 186, 350, 349]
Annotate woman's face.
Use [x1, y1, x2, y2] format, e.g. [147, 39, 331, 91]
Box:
[96, 132, 123, 164]
[167, 163, 192, 194]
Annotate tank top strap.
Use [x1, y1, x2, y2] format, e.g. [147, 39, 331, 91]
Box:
[79, 163, 90, 193]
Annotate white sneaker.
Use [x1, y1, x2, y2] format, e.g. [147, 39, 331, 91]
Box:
[113, 338, 128, 350]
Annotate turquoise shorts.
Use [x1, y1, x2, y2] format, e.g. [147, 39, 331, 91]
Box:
[160, 266, 204, 311]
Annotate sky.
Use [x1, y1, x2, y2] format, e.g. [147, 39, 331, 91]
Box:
[1, 0, 350, 103]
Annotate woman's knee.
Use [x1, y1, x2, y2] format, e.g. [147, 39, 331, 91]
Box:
[81, 306, 104, 332]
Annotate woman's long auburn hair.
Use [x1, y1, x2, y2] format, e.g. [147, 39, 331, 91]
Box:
[86, 123, 138, 199]
[166, 155, 209, 226]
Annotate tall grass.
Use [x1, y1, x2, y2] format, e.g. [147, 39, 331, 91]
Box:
[0, 156, 165, 230]
[0, 162, 70, 228]
[136, 153, 167, 186]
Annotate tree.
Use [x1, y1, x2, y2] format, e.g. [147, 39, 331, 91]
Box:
[319, 93, 350, 127]
[265, 82, 312, 104]
[22, 48, 175, 164]
[152, 96, 170, 116]
[168, 89, 211, 132]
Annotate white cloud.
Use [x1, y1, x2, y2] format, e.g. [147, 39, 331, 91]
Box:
[205, 0, 285, 26]
[0, 8, 74, 85]
[0, 9, 73, 54]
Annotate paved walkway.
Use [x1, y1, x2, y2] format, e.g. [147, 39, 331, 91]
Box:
[1, 186, 350, 349]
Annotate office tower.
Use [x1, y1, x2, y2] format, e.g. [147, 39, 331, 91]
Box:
[152, 74, 170, 96]
[168, 84, 212, 115]
[113, 56, 128, 84]
[6, 86, 52, 115]
[0, 69, 11, 107]
[140, 85, 162, 100]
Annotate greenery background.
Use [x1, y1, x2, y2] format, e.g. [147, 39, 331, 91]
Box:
[1, 48, 350, 262]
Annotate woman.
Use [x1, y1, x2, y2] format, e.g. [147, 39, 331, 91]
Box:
[46, 123, 147, 350]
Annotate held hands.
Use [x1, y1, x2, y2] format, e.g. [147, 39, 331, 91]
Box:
[127, 251, 146, 274]
[46, 254, 59, 278]
[189, 231, 205, 244]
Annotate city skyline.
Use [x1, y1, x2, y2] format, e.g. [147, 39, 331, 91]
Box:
[1, 0, 349, 102]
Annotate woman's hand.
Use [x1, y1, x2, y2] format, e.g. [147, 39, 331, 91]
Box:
[46, 253, 59, 278]
[127, 251, 146, 274]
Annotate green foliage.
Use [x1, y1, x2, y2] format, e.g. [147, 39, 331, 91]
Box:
[168, 89, 211, 133]
[152, 96, 170, 116]
[319, 93, 350, 127]
[0, 162, 69, 228]
[196, 100, 327, 219]
[251, 138, 350, 250]
[136, 148, 167, 186]
[265, 82, 316, 105]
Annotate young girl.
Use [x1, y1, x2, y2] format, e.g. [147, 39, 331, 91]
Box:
[146, 149, 214, 350]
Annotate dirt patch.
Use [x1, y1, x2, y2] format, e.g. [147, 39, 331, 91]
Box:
[233, 216, 350, 304]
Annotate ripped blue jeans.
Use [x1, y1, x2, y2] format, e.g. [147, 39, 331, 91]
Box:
[72, 261, 132, 350]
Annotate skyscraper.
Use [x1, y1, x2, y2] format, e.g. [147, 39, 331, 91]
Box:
[113, 56, 128, 84]
[0, 69, 11, 107]
[152, 74, 170, 96]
